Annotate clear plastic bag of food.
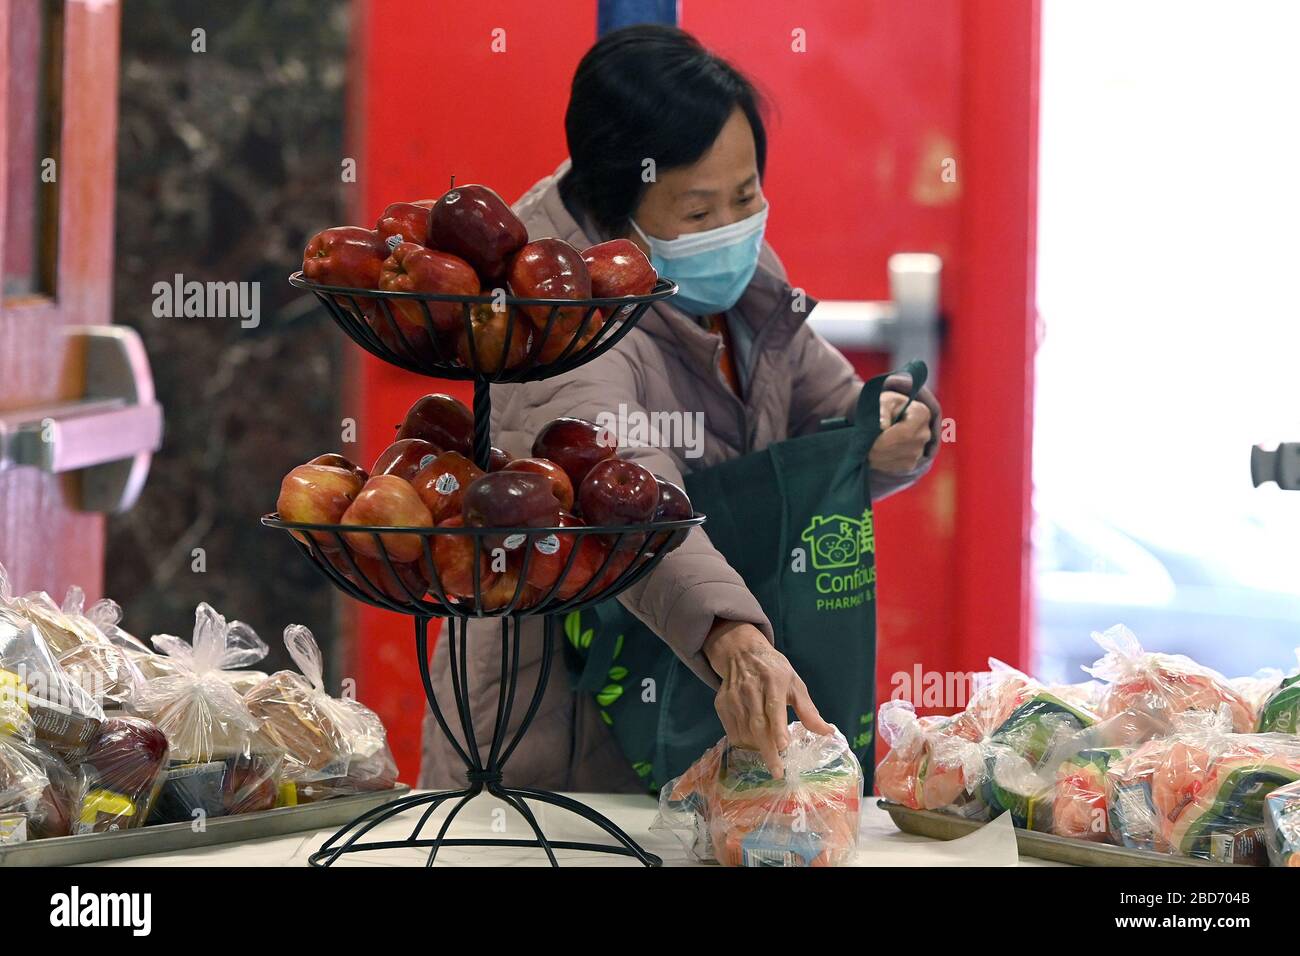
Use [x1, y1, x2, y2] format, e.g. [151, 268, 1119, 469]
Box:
[1253, 651, 1300, 733]
[72, 715, 169, 834]
[1264, 779, 1300, 867]
[0, 601, 104, 757]
[244, 625, 397, 803]
[1052, 746, 1129, 843]
[1105, 708, 1300, 864]
[132, 603, 282, 818]
[1084, 624, 1254, 733]
[654, 722, 862, 867]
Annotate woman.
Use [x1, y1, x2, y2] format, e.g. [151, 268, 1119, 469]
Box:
[420, 25, 940, 792]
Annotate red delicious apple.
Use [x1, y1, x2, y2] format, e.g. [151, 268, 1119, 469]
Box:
[396, 394, 474, 455]
[503, 457, 574, 511]
[277, 464, 364, 549]
[462, 472, 562, 545]
[531, 417, 619, 490]
[488, 446, 513, 471]
[578, 458, 659, 551]
[372, 438, 440, 482]
[650, 474, 694, 554]
[430, 516, 498, 600]
[426, 184, 528, 282]
[341, 553, 432, 603]
[523, 512, 584, 592]
[222, 758, 279, 815]
[593, 547, 637, 594]
[457, 302, 533, 372]
[507, 238, 592, 359]
[556, 524, 612, 600]
[302, 226, 388, 289]
[379, 241, 479, 337]
[479, 564, 543, 611]
[341, 475, 433, 562]
[411, 450, 484, 524]
[307, 453, 368, 485]
[77, 717, 169, 832]
[376, 202, 432, 248]
[583, 239, 657, 299]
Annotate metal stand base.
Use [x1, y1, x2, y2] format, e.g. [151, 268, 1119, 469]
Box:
[308, 615, 662, 867]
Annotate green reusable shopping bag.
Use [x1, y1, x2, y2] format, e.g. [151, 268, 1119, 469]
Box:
[566, 361, 927, 793]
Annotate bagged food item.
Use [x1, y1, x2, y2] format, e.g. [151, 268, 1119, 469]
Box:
[1106, 711, 1300, 864]
[1048, 679, 1107, 713]
[1084, 625, 1254, 734]
[1264, 779, 1300, 867]
[980, 691, 1098, 830]
[1229, 667, 1285, 728]
[655, 722, 862, 867]
[72, 716, 169, 833]
[1053, 747, 1129, 843]
[875, 699, 953, 810]
[244, 625, 397, 802]
[133, 604, 282, 818]
[0, 604, 104, 755]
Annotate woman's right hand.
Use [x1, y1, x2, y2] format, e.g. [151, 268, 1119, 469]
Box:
[702, 618, 835, 778]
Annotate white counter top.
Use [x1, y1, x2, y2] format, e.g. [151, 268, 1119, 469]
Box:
[88, 792, 1060, 867]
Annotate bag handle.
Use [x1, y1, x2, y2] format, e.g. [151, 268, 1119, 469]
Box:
[889, 360, 928, 425]
[849, 359, 928, 453]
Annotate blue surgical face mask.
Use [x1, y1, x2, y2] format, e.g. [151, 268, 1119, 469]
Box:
[631, 205, 769, 316]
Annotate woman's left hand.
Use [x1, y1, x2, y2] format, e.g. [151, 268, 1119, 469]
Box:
[869, 390, 933, 475]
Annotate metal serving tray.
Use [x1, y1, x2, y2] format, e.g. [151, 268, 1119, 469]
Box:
[878, 800, 1234, 867]
[0, 785, 409, 867]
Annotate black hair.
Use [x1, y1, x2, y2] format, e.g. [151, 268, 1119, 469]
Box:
[561, 24, 767, 236]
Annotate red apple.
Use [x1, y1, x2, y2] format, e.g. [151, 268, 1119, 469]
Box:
[578, 459, 659, 547]
[378, 241, 479, 337]
[376, 202, 432, 248]
[372, 438, 440, 482]
[341, 475, 433, 562]
[343, 553, 432, 603]
[412, 450, 484, 524]
[583, 239, 657, 300]
[593, 547, 637, 594]
[396, 394, 474, 455]
[507, 238, 592, 360]
[426, 184, 528, 282]
[556, 524, 612, 600]
[523, 512, 584, 592]
[488, 446, 513, 471]
[503, 457, 574, 511]
[479, 560, 542, 611]
[277, 464, 364, 549]
[457, 302, 533, 372]
[302, 226, 388, 289]
[462, 472, 562, 545]
[430, 516, 498, 600]
[650, 474, 694, 554]
[531, 417, 619, 490]
[307, 453, 368, 485]
[222, 759, 279, 815]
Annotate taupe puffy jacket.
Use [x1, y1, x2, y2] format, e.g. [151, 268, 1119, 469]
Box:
[419, 162, 939, 792]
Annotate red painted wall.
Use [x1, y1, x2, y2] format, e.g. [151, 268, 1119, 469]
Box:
[346, 0, 1037, 781]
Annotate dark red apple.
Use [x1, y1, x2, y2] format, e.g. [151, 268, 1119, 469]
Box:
[462, 472, 562, 543]
[556, 524, 612, 600]
[426, 184, 528, 282]
[457, 302, 533, 372]
[372, 438, 440, 482]
[302, 226, 388, 289]
[77, 717, 169, 831]
[503, 457, 574, 511]
[650, 474, 694, 554]
[376, 202, 433, 248]
[578, 458, 659, 533]
[277, 464, 364, 549]
[479, 561, 542, 611]
[531, 417, 619, 490]
[307, 453, 368, 485]
[341, 475, 433, 562]
[396, 394, 474, 455]
[593, 547, 637, 594]
[583, 238, 657, 319]
[342, 553, 432, 603]
[411, 450, 484, 524]
[222, 758, 279, 815]
[430, 516, 498, 600]
[524, 512, 584, 592]
[379, 241, 479, 336]
[507, 238, 592, 360]
[488, 446, 513, 471]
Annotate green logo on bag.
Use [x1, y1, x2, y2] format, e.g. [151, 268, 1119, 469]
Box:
[800, 509, 876, 610]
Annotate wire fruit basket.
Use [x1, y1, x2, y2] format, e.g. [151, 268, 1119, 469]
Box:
[269, 275, 696, 866]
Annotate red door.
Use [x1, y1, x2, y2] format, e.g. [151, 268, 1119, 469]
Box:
[1, 0, 123, 599]
[347, 0, 1039, 779]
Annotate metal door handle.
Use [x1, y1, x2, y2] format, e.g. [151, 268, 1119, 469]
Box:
[0, 326, 163, 513]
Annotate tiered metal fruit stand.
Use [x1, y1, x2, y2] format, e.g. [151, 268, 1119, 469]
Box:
[264, 274, 701, 866]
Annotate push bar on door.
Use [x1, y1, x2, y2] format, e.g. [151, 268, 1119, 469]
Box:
[0, 326, 163, 513]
